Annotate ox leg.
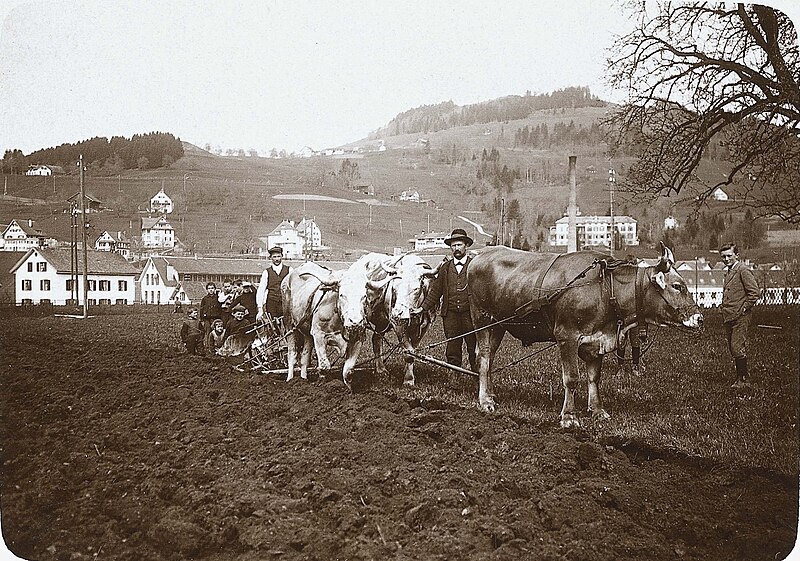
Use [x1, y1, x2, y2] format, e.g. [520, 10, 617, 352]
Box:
[312, 331, 333, 379]
[372, 332, 389, 378]
[579, 343, 610, 421]
[286, 330, 300, 381]
[341, 336, 364, 390]
[299, 334, 314, 380]
[559, 340, 581, 428]
[476, 325, 505, 413]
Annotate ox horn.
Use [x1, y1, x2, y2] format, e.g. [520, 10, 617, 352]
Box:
[656, 241, 675, 273]
[380, 261, 398, 276]
[366, 276, 394, 291]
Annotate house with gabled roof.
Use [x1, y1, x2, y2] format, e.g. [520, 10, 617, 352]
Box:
[10, 248, 139, 305]
[2, 219, 49, 252]
[150, 187, 174, 214]
[95, 230, 132, 260]
[67, 192, 104, 213]
[141, 216, 175, 248]
[26, 164, 65, 176]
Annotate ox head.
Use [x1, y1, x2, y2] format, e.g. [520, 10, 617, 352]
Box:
[644, 242, 703, 329]
[336, 254, 392, 340]
[376, 255, 441, 349]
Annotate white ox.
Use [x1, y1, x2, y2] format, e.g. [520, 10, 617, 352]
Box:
[280, 254, 439, 386]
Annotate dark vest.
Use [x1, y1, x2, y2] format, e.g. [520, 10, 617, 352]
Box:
[444, 259, 470, 313]
[266, 265, 289, 306]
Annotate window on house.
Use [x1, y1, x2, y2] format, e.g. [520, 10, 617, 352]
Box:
[115, 299, 125, 305]
[88, 299, 97, 306]
[118, 280, 128, 291]
[22, 280, 32, 291]
[66, 279, 73, 291]
[40, 279, 50, 291]
[99, 280, 111, 291]
[88, 280, 97, 291]
[99, 298, 111, 305]
[36, 262, 47, 272]
[27, 262, 33, 272]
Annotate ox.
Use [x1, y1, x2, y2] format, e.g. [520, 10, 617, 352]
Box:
[468, 244, 703, 428]
[281, 254, 439, 386]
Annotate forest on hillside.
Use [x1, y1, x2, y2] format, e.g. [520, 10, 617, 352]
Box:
[370, 86, 605, 138]
[2, 132, 184, 176]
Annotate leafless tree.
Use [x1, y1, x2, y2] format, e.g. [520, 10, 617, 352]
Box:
[605, 2, 800, 223]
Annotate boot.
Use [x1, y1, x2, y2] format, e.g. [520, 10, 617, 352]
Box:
[631, 346, 643, 376]
[731, 357, 751, 388]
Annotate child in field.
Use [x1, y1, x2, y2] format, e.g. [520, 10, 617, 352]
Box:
[180, 307, 204, 355]
[218, 304, 255, 357]
[208, 319, 226, 355]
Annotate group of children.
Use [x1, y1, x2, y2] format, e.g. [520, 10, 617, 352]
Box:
[180, 279, 259, 356]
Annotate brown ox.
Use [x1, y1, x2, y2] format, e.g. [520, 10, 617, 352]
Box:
[468, 244, 703, 428]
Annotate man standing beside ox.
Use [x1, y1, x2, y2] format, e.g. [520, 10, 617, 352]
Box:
[423, 228, 478, 372]
[720, 242, 761, 388]
[257, 246, 292, 323]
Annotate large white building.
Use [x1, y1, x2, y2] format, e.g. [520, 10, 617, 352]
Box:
[259, 219, 326, 258]
[25, 164, 65, 176]
[549, 215, 639, 248]
[141, 216, 176, 248]
[10, 248, 139, 305]
[409, 231, 449, 251]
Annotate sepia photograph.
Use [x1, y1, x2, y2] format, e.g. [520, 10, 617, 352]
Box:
[0, 1, 798, 559]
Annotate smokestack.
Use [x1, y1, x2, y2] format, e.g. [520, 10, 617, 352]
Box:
[567, 156, 578, 253]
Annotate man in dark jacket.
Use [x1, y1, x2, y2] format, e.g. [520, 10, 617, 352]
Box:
[256, 247, 292, 322]
[199, 282, 223, 352]
[423, 228, 477, 372]
[720, 243, 762, 388]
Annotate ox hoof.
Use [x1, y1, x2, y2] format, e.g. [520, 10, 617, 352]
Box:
[560, 415, 581, 429]
[479, 398, 497, 413]
[591, 409, 611, 422]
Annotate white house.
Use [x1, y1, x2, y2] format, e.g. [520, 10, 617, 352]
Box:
[259, 219, 326, 258]
[2, 219, 48, 252]
[664, 215, 678, 230]
[399, 190, 420, 203]
[712, 187, 729, 201]
[95, 231, 132, 260]
[410, 231, 448, 251]
[150, 187, 174, 214]
[25, 164, 65, 176]
[10, 248, 139, 305]
[549, 215, 639, 248]
[141, 216, 176, 248]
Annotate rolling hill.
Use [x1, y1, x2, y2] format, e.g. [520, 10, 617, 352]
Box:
[2, 91, 797, 264]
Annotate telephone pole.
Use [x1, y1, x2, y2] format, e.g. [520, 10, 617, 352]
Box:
[608, 167, 616, 257]
[79, 154, 89, 318]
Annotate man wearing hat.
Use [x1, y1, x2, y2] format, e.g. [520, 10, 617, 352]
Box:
[423, 228, 478, 372]
[256, 246, 293, 322]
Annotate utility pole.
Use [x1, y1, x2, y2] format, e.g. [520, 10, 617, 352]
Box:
[500, 197, 506, 246]
[608, 167, 616, 257]
[79, 154, 89, 318]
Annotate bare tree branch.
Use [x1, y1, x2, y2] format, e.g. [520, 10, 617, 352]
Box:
[604, 2, 800, 223]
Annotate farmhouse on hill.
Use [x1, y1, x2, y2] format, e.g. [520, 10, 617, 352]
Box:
[67, 192, 104, 213]
[2, 219, 51, 252]
[25, 164, 65, 176]
[150, 187, 174, 214]
[95, 230, 132, 260]
[9, 247, 138, 305]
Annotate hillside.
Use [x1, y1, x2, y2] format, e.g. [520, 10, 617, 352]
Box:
[3, 99, 798, 263]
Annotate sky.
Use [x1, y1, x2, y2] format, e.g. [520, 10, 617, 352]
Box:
[0, 1, 797, 157]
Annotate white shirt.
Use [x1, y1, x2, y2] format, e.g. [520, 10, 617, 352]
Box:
[454, 258, 467, 274]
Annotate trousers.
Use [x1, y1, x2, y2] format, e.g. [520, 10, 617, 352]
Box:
[443, 309, 477, 371]
[724, 313, 751, 359]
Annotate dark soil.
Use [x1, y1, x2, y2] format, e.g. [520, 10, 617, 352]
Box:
[1, 314, 797, 561]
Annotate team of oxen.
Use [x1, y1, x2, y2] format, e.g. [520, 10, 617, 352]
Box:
[279, 244, 703, 428]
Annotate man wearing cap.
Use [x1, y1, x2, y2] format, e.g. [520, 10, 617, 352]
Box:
[423, 228, 478, 372]
[257, 246, 293, 322]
